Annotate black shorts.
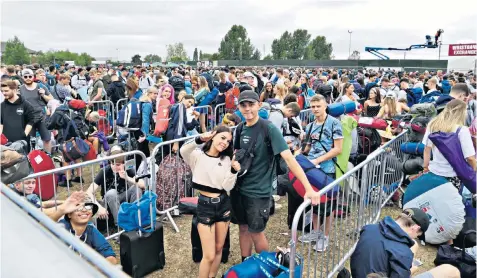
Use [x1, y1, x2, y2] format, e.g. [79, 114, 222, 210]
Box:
[231, 191, 271, 233]
[196, 193, 232, 226]
[29, 120, 51, 141]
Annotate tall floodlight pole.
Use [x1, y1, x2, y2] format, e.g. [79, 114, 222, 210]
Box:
[348, 30, 353, 59]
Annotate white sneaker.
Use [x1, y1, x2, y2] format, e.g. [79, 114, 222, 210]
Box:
[313, 236, 329, 252]
[298, 230, 324, 243]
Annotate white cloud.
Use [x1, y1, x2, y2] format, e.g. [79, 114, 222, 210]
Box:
[1, 0, 476, 69]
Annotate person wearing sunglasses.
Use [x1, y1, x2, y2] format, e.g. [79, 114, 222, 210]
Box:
[19, 68, 53, 153]
[48, 191, 117, 264]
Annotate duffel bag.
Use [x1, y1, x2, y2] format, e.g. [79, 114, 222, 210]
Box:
[60, 137, 90, 162]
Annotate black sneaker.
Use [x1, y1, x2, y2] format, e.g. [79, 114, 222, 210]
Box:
[58, 180, 71, 188]
[71, 176, 85, 183]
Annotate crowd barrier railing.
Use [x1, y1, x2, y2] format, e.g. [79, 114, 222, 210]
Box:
[1, 183, 129, 277]
[89, 100, 116, 138]
[195, 104, 214, 132]
[214, 103, 226, 127]
[288, 130, 408, 278]
[15, 150, 149, 240]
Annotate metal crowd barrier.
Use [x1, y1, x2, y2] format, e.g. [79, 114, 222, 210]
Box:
[149, 135, 199, 233]
[195, 104, 214, 132]
[214, 103, 226, 127]
[89, 100, 116, 138]
[14, 150, 149, 240]
[288, 131, 408, 278]
[1, 184, 129, 278]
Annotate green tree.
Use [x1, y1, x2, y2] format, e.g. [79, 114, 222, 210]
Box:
[308, 36, 333, 60]
[199, 50, 203, 60]
[289, 29, 311, 59]
[193, 48, 198, 61]
[251, 49, 261, 60]
[200, 53, 213, 61]
[303, 45, 314, 60]
[210, 53, 221, 61]
[131, 54, 142, 64]
[348, 50, 360, 60]
[144, 54, 162, 63]
[263, 54, 273, 61]
[166, 43, 189, 62]
[76, 52, 94, 66]
[218, 25, 255, 60]
[2, 36, 31, 65]
[271, 31, 292, 59]
[36, 50, 94, 66]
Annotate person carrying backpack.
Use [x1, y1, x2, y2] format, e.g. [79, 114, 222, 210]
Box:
[231, 90, 321, 263]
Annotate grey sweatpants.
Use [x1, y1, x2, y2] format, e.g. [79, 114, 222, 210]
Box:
[103, 185, 142, 224]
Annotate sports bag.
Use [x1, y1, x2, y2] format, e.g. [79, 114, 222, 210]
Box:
[410, 115, 431, 134]
[117, 99, 144, 129]
[1, 157, 31, 184]
[434, 231, 476, 278]
[60, 137, 90, 162]
[118, 191, 157, 233]
[1, 145, 24, 168]
[327, 101, 357, 117]
[356, 116, 388, 130]
[410, 103, 437, 117]
[358, 127, 381, 155]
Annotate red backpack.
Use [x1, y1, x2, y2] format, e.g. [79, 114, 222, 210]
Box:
[225, 87, 240, 113]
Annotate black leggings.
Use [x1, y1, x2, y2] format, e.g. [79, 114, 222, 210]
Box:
[136, 139, 150, 169]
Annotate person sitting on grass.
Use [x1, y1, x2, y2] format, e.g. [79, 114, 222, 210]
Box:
[48, 191, 117, 264]
[10, 178, 63, 209]
[350, 208, 458, 278]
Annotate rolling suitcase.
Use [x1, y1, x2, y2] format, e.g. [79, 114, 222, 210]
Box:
[28, 150, 56, 201]
[120, 222, 166, 278]
[191, 214, 230, 263]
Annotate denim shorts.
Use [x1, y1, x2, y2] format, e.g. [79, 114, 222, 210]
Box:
[196, 193, 232, 226]
[231, 192, 271, 233]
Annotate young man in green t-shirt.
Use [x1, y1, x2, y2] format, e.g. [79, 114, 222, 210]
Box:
[231, 90, 321, 262]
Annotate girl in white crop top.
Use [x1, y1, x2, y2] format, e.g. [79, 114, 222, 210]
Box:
[180, 125, 240, 278]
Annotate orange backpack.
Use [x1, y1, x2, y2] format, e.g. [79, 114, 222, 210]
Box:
[225, 87, 240, 113]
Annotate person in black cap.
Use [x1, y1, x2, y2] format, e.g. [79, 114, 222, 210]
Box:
[231, 89, 321, 262]
[48, 191, 117, 264]
[350, 208, 436, 278]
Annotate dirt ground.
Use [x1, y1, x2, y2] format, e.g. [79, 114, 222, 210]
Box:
[56, 165, 437, 278]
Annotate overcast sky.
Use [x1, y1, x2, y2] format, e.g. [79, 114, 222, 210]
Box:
[1, 0, 476, 69]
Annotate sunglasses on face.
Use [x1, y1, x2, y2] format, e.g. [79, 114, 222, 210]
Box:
[76, 205, 93, 212]
[23, 76, 33, 79]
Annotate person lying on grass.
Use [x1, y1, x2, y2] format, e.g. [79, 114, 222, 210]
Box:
[48, 191, 117, 264]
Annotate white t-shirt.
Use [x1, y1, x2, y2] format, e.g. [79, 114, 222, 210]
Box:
[422, 126, 475, 177]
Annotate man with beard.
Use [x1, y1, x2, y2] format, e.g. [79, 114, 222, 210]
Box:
[19, 69, 53, 153]
[0, 80, 38, 146]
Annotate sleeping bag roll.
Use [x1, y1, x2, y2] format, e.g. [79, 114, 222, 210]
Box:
[327, 101, 356, 117]
[400, 142, 425, 155]
[289, 154, 340, 198]
[401, 157, 424, 175]
[403, 172, 465, 245]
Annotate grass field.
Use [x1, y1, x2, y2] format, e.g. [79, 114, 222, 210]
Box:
[53, 157, 437, 278]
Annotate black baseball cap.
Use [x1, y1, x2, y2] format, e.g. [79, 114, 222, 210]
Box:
[403, 208, 430, 233]
[238, 90, 260, 104]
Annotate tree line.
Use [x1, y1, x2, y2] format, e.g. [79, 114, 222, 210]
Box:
[2, 26, 337, 65]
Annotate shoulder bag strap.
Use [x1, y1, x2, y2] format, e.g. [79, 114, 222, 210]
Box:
[316, 116, 346, 175]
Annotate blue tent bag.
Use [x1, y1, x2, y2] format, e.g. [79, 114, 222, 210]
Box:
[400, 142, 425, 155]
[223, 251, 303, 278]
[327, 101, 356, 117]
[295, 154, 340, 197]
[118, 191, 157, 232]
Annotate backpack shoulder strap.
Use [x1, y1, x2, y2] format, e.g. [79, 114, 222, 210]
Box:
[234, 122, 244, 150]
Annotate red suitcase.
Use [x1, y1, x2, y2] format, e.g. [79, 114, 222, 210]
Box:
[28, 150, 56, 201]
[82, 140, 97, 161]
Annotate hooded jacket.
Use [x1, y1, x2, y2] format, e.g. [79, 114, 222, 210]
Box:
[0, 95, 38, 142]
[59, 218, 115, 258]
[106, 81, 126, 104]
[350, 216, 415, 278]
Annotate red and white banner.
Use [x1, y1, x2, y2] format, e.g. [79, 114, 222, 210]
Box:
[448, 43, 477, 56]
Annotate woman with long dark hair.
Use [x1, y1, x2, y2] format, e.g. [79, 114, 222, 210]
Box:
[180, 125, 240, 278]
[260, 81, 274, 102]
[364, 87, 382, 117]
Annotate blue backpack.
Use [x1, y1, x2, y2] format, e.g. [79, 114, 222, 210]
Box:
[117, 99, 145, 129]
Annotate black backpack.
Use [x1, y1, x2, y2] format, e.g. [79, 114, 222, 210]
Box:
[357, 127, 381, 155]
[169, 76, 185, 93]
